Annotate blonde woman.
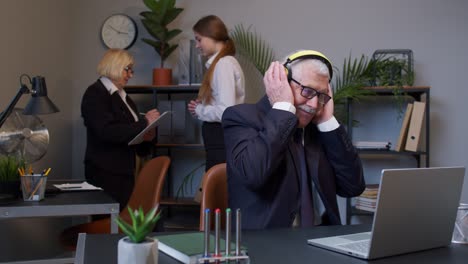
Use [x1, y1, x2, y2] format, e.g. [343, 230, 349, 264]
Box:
[81, 49, 160, 209]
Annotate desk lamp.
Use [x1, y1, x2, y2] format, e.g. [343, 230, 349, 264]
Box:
[0, 74, 59, 129]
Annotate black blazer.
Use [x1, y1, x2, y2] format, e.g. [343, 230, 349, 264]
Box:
[222, 96, 365, 229]
[81, 79, 150, 175]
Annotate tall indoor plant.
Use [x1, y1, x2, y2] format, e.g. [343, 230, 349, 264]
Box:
[140, 0, 183, 85]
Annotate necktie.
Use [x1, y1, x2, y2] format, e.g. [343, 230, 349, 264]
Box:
[294, 129, 314, 227]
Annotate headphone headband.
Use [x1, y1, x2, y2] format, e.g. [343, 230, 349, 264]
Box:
[283, 50, 333, 82]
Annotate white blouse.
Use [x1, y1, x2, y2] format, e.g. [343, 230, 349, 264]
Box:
[195, 54, 245, 122]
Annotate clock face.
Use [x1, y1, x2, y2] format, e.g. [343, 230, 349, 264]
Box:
[101, 14, 138, 49]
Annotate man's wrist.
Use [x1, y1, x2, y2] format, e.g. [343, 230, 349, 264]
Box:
[317, 116, 339, 132]
[273, 102, 296, 114]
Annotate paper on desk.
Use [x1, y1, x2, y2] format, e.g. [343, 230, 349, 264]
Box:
[54, 181, 103, 191]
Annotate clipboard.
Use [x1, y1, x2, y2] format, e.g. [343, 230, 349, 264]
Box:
[128, 111, 172, 146]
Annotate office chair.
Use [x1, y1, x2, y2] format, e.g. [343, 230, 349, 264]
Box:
[199, 163, 227, 231]
[60, 155, 171, 250]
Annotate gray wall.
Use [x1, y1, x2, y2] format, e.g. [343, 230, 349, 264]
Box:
[0, 0, 73, 180]
[2, 0, 468, 202]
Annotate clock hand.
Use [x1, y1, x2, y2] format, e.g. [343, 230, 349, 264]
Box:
[108, 25, 123, 34]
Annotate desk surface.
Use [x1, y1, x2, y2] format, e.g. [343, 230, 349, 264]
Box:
[0, 190, 120, 264]
[78, 224, 468, 264]
[0, 191, 119, 218]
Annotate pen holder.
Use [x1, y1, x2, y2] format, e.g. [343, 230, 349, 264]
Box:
[20, 174, 47, 201]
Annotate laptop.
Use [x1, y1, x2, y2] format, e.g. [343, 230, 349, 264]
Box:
[308, 167, 465, 260]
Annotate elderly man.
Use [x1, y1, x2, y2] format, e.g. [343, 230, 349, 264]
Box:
[222, 50, 365, 229]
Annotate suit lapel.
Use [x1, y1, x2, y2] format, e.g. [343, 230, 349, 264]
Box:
[125, 95, 138, 114]
[111, 93, 135, 123]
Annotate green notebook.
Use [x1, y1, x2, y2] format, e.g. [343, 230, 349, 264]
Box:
[156, 232, 246, 264]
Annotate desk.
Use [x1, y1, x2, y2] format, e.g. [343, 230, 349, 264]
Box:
[76, 224, 468, 264]
[0, 190, 119, 264]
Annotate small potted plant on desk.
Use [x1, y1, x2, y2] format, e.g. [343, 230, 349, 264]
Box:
[140, 0, 184, 85]
[116, 205, 161, 264]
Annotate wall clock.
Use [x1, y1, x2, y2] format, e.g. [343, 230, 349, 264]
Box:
[100, 14, 138, 49]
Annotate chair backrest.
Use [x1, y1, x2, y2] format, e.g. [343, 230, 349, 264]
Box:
[120, 156, 171, 222]
[199, 163, 227, 231]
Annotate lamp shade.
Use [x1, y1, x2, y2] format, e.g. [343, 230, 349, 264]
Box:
[23, 76, 60, 115]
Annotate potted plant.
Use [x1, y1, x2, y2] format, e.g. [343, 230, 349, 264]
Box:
[140, 0, 184, 85]
[116, 205, 161, 264]
[0, 155, 25, 200]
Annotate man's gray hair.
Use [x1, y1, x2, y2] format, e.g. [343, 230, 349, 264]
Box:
[281, 50, 330, 81]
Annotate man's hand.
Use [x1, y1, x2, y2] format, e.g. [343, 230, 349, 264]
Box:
[264, 61, 294, 105]
[187, 99, 201, 117]
[313, 84, 335, 124]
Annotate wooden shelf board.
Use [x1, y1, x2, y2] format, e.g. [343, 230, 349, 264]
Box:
[156, 143, 204, 149]
[124, 85, 200, 94]
[357, 149, 427, 155]
[161, 197, 200, 206]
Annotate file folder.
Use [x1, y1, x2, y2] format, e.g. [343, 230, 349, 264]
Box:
[405, 101, 425, 152]
[395, 103, 413, 152]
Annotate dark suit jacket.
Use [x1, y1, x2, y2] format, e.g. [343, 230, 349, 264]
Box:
[222, 96, 365, 229]
[81, 79, 150, 176]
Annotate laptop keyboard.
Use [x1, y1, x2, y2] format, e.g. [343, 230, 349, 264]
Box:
[338, 240, 370, 254]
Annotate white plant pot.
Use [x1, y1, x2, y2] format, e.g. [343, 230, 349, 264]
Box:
[118, 236, 158, 264]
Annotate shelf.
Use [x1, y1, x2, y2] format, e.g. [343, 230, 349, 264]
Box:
[124, 84, 200, 94]
[350, 206, 375, 216]
[359, 86, 430, 97]
[346, 86, 430, 225]
[156, 143, 204, 149]
[161, 197, 200, 207]
[127, 85, 203, 230]
[357, 149, 427, 156]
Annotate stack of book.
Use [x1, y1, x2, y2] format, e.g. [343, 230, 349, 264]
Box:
[354, 184, 379, 212]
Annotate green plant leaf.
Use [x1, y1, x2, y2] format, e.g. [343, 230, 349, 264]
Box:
[230, 24, 276, 75]
[140, 0, 183, 66]
[163, 8, 183, 25]
[162, 45, 178, 60]
[0, 155, 25, 181]
[114, 205, 161, 243]
[165, 29, 182, 42]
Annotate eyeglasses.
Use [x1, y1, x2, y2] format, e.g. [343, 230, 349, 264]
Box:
[290, 78, 331, 106]
[124, 66, 134, 74]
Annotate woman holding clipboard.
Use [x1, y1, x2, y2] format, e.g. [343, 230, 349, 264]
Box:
[81, 49, 160, 210]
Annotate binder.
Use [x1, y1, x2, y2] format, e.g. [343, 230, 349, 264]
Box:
[405, 101, 426, 152]
[395, 103, 413, 152]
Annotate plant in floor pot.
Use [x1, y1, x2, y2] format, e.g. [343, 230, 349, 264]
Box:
[140, 0, 184, 85]
[116, 205, 161, 264]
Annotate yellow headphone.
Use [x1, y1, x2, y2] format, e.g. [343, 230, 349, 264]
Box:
[283, 50, 333, 82]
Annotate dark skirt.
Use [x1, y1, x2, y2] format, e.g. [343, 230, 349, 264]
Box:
[85, 162, 134, 211]
[202, 122, 226, 172]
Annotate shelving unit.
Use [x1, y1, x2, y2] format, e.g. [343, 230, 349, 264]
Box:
[125, 85, 203, 207]
[345, 86, 430, 224]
